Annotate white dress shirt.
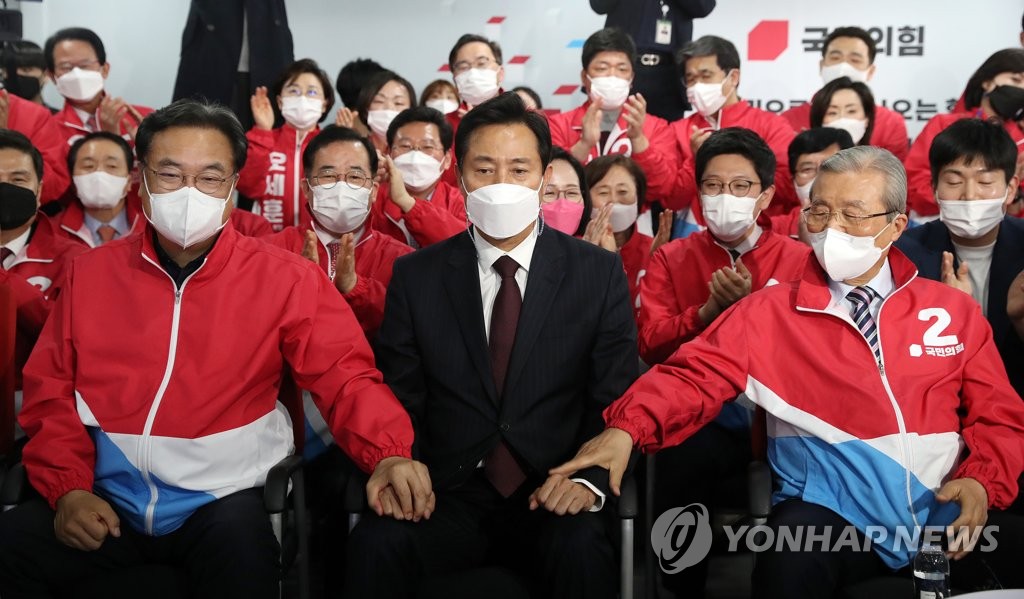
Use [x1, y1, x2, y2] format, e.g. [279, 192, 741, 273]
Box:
[952, 240, 994, 317]
[470, 223, 606, 511]
[713, 224, 763, 262]
[826, 258, 895, 324]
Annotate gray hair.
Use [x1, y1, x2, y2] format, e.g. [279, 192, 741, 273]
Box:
[817, 146, 907, 219]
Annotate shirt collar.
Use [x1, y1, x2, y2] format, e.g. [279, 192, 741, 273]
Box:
[827, 258, 895, 308]
[472, 221, 539, 276]
[1, 225, 32, 259]
[83, 208, 130, 237]
[73, 106, 95, 130]
[311, 219, 365, 248]
[714, 224, 762, 256]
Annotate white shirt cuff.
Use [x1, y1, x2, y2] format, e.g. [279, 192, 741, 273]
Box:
[571, 477, 606, 512]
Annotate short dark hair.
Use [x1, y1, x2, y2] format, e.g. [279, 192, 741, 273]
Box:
[0, 129, 43, 181]
[419, 79, 458, 106]
[822, 27, 877, 64]
[695, 127, 776, 188]
[809, 76, 876, 145]
[271, 58, 336, 124]
[302, 125, 378, 177]
[448, 34, 503, 71]
[454, 92, 551, 175]
[386, 106, 454, 150]
[549, 147, 592, 236]
[135, 99, 248, 172]
[963, 48, 1024, 111]
[584, 154, 648, 217]
[3, 40, 46, 71]
[787, 127, 855, 176]
[67, 131, 133, 174]
[356, 70, 417, 129]
[928, 118, 1018, 187]
[677, 35, 740, 74]
[581, 27, 636, 70]
[43, 27, 106, 72]
[335, 58, 386, 108]
[511, 86, 543, 110]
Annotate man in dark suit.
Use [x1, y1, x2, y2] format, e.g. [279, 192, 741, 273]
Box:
[896, 118, 1024, 398]
[172, 0, 294, 130]
[343, 92, 638, 598]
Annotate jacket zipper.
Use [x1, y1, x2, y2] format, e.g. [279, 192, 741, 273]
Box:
[292, 131, 305, 228]
[794, 276, 920, 528]
[138, 253, 203, 535]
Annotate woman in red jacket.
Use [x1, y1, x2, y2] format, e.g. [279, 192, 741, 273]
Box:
[237, 58, 335, 232]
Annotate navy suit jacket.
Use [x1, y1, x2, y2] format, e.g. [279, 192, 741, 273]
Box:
[377, 226, 639, 496]
[897, 217, 1024, 397]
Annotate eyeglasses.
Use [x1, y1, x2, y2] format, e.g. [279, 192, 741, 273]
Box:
[542, 186, 583, 202]
[54, 60, 102, 75]
[282, 85, 323, 98]
[452, 57, 496, 75]
[308, 170, 371, 190]
[393, 141, 443, 155]
[700, 179, 759, 196]
[801, 206, 896, 230]
[143, 165, 236, 195]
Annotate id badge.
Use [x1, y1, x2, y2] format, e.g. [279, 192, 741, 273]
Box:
[655, 19, 672, 45]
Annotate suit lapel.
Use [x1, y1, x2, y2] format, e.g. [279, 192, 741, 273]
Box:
[988, 219, 1024, 347]
[442, 233, 499, 403]
[503, 230, 566, 401]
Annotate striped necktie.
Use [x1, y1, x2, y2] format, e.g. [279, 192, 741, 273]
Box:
[846, 286, 880, 360]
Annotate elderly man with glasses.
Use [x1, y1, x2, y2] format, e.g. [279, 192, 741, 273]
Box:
[552, 145, 1024, 596]
[0, 100, 430, 598]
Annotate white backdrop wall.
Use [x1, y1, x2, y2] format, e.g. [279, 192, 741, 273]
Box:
[17, 0, 1023, 139]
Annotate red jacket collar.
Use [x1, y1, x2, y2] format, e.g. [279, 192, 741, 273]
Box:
[795, 245, 919, 311]
[59, 196, 143, 233]
[690, 100, 752, 128]
[139, 220, 238, 286]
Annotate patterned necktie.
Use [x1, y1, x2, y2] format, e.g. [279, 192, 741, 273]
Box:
[326, 241, 340, 281]
[846, 286, 880, 360]
[485, 255, 527, 497]
[86, 115, 99, 132]
[97, 225, 117, 245]
[0, 247, 12, 269]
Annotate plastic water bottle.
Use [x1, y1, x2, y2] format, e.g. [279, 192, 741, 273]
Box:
[913, 543, 950, 598]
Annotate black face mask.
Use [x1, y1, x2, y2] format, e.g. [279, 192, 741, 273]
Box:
[987, 85, 1024, 122]
[6, 74, 41, 101]
[0, 182, 39, 230]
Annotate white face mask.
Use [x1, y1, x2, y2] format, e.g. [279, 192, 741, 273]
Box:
[466, 182, 540, 239]
[142, 176, 231, 249]
[686, 72, 732, 117]
[393, 151, 443, 191]
[701, 193, 759, 242]
[588, 76, 631, 111]
[820, 62, 869, 85]
[426, 98, 460, 114]
[281, 96, 323, 130]
[311, 184, 371, 234]
[367, 109, 400, 138]
[825, 117, 868, 144]
[74, 171, 128, 210]
[55, 67, 104, 102]
[606, 202, 638, 233]
[809, 221, 893, 282]
[795, 178, 814, 206]
[454, 68, 500, 107]
[937, 194, 1007, 239]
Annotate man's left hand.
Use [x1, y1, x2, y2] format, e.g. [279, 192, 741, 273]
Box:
[936, 477, 988, 560]
[622, 94, 649, 153]
[528, 474, 597, 515]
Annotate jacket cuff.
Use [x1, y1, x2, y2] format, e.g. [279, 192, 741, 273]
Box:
[604, 419, 645, 448]
[365, 446, 414, 474]
[342, 274, 370, 304]
[953, 462, 1008, 509]
[44, 475, 95, 511]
